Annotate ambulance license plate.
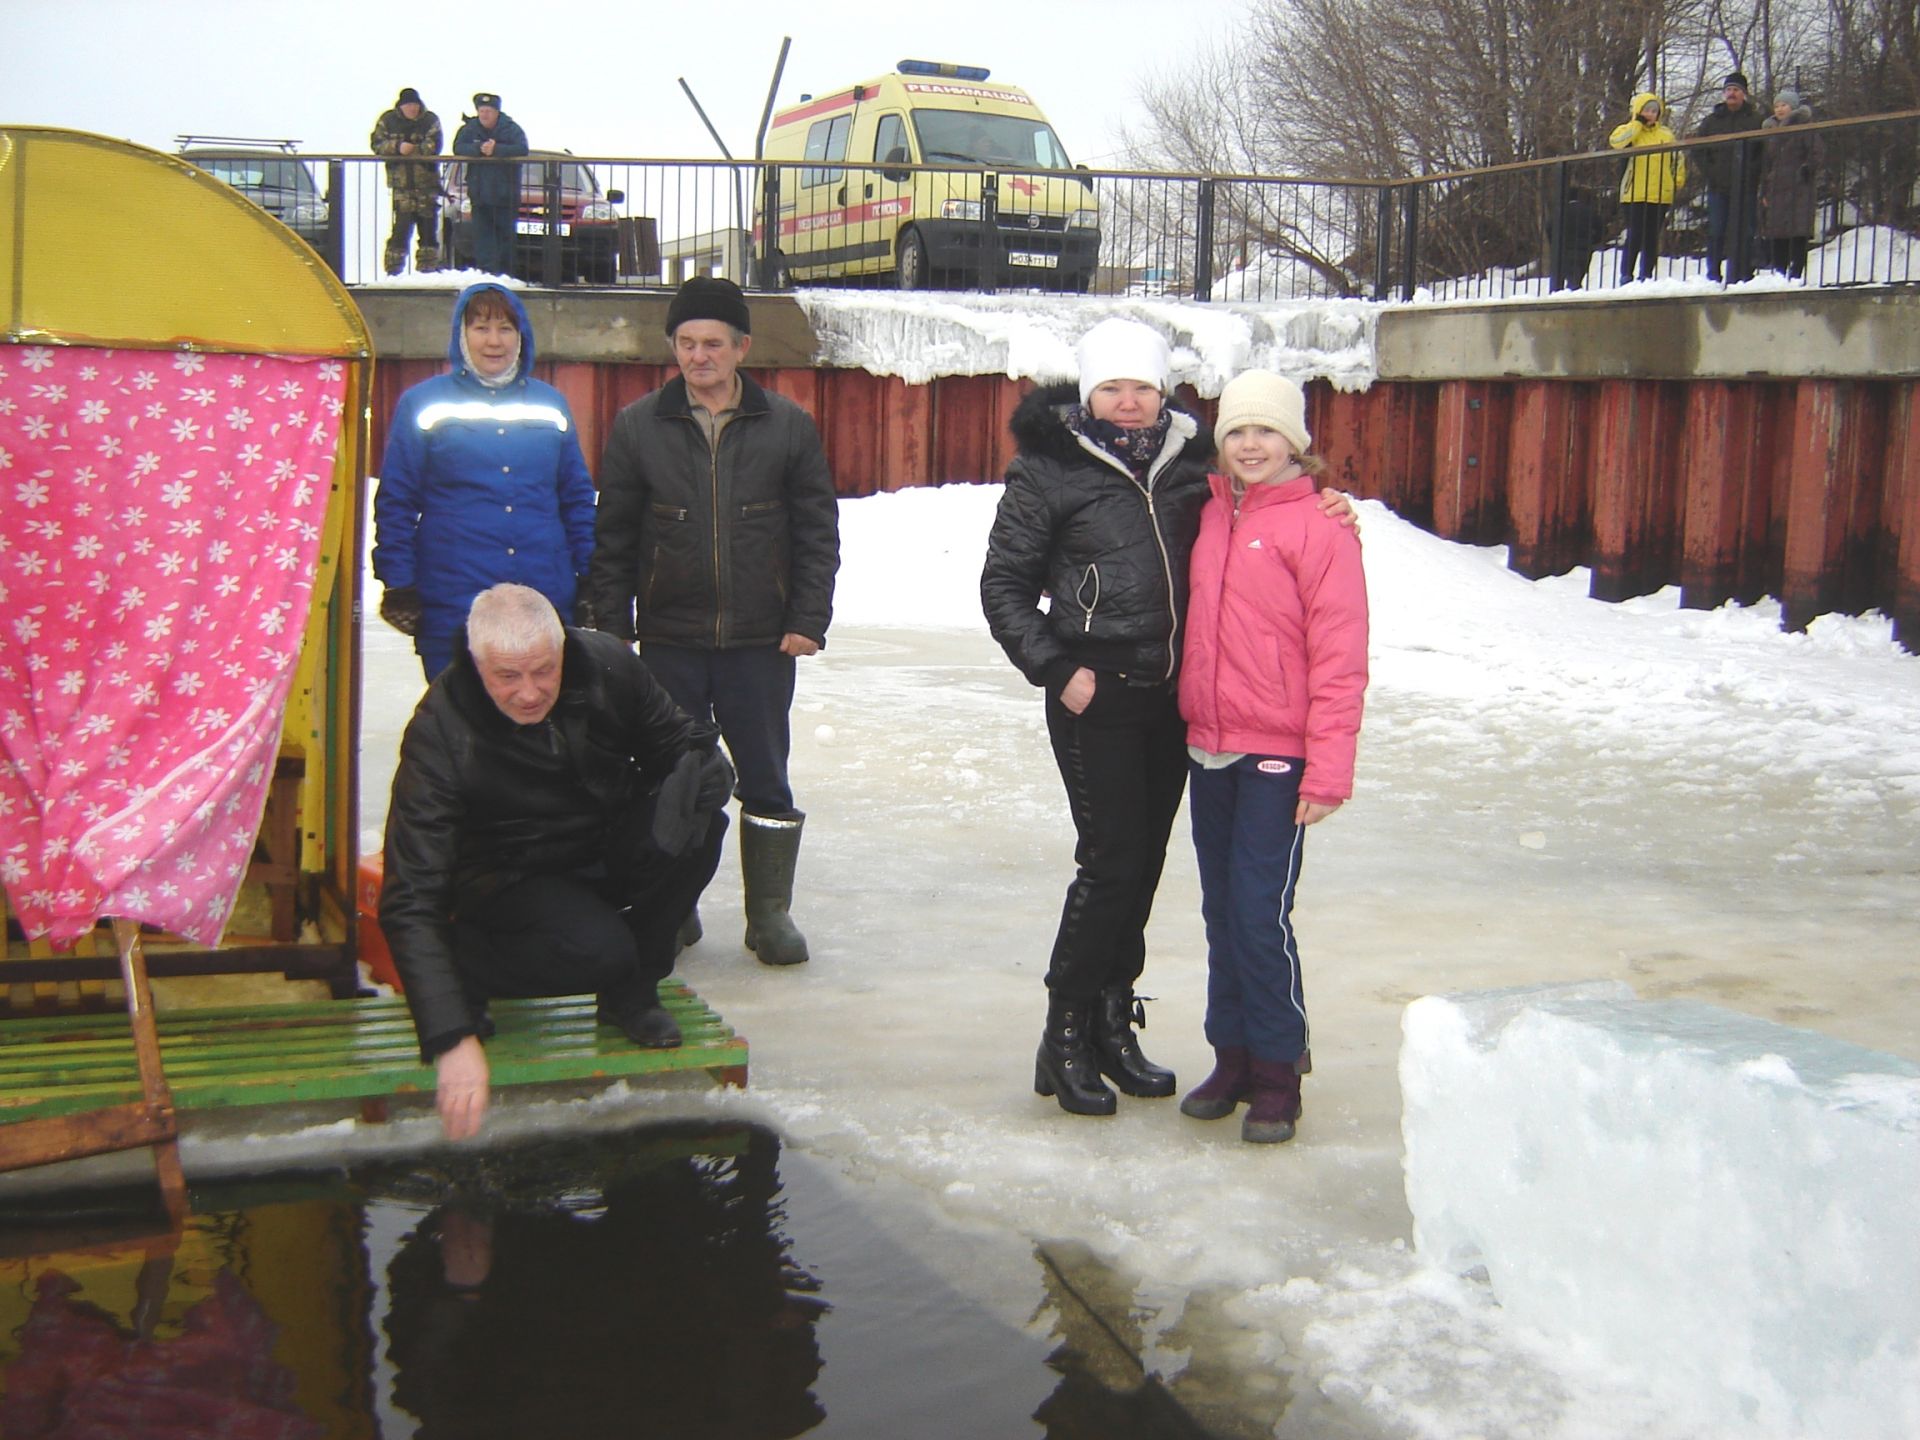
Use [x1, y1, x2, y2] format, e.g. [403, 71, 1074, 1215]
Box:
[1007, 252, 1058, 268]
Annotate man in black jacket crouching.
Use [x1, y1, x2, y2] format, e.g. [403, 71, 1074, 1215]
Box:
[380, 583, 733, 1140]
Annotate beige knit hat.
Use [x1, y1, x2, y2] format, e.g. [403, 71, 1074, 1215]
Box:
[1214, 370, 1310, 454]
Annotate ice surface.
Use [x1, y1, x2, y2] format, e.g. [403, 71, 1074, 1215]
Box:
[1402, 983, 1920, 1438]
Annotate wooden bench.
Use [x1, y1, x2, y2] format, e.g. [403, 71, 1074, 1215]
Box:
[0, 980, 747, 1128]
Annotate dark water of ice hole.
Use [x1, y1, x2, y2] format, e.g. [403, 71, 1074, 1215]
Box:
[0, 1119, 1225, 1438]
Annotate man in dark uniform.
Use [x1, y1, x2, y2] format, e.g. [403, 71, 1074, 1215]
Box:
[452, 92, 528, 275]
[379, 584, 733, 1140]
[370, 86, 444, 275]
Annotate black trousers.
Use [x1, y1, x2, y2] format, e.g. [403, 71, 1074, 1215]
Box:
[1042, 676, 1189, 1000]
[1619, 202, 1669, 282]
[452, 810, 726, 1018]
[639, 643, 796, 816]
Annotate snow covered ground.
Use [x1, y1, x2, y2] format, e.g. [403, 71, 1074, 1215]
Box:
[350, 484, 1919, 1439]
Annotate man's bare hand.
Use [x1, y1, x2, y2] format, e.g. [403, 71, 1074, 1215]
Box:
[435, 1036, 490, 1141]
[779, 632, 820, 657]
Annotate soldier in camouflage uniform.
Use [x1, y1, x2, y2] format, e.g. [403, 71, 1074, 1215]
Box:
[371, 86, 444, 275]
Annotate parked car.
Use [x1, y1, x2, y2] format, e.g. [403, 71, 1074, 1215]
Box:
[177, 136, 329, 253]
[442, 151, 626, 284]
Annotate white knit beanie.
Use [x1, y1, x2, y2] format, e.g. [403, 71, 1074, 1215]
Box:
[1075, 318, 1172, 404]
[1213, 370, 1310, 454]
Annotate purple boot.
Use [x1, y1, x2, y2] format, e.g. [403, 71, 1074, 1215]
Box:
[1241, 1058, 1303, 1144]
[1178, 1045, 1250, 1120]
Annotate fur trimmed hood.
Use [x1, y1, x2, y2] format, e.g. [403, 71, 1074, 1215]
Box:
[1009, 380, 1216, 470]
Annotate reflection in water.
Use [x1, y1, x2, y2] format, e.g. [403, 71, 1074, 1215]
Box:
[378, 1123, 827, 1439]
[0, 1122, 1255, 1438]
[3, 1266, 323, 1439]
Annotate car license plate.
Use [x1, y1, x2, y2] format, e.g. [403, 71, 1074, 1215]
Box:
[1007, 252, 1058, 268]
[516, 220, 571, 236]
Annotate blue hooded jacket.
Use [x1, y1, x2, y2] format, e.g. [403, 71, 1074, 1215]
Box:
[372, 283, 597, 651]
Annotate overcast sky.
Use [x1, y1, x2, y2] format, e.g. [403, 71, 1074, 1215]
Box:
[5, 0, 1222, 167]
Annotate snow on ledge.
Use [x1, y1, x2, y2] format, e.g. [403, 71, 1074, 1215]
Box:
[790, 289, 1382, 394]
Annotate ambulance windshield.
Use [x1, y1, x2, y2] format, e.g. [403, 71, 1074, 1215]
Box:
[914, 110, 1074, 169]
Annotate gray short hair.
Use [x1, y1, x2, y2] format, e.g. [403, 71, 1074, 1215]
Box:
[467, 583, 564, 661]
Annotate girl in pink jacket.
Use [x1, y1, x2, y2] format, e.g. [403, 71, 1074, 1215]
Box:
[1176, 371, 1369, 1143]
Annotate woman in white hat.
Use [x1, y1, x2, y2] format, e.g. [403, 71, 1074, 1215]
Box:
[1176, 370, 1369, 1143]
[982, 322, 1351, 1116]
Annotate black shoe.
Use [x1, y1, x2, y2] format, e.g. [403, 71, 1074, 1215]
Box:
[1091, 988, 1176, 1098]
[596, 1004, 682, 1049]
[1035, 993, 1116, 1116]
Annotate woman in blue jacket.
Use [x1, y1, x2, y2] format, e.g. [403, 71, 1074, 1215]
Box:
[373, 283, 597, 678]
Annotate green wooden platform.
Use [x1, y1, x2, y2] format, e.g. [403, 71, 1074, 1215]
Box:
[0, 980, 747, 1124]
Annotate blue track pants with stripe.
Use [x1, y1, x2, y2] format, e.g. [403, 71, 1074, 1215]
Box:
[1188, 754, 1311, 1066]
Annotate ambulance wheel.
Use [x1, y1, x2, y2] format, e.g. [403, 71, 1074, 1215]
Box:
[896, 229, 929, 290]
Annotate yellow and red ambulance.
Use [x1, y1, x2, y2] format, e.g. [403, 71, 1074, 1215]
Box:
[759, 60, 1100, 290]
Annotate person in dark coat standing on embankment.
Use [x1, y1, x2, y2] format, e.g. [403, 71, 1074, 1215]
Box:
[1760, 88, 1823, 280]
[452, 92, 528, 275]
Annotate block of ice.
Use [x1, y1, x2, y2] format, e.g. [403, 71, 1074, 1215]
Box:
[1400, 982, 1920, 1439]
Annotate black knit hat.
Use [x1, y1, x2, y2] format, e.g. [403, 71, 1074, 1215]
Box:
[666, 276, 751, 337]
[397, 87, 423, 106]
[1723, 71, 1750, 91]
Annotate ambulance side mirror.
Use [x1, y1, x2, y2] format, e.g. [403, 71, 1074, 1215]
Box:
[880, 147, 911, 183]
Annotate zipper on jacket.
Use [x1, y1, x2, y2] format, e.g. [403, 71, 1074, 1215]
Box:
[1069, 423, 1189, 682]
[1076, 564, 1100, 632]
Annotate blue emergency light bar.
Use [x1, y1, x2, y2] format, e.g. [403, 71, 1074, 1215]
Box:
[897, 60, 992, 81]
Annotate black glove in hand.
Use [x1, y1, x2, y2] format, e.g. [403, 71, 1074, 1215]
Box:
[649, 746, 734, 857]
[380, 584, 423, 636]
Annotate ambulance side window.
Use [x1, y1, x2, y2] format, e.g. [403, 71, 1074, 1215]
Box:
[802, 115, 852, 188]
[873, 114, 908, 163]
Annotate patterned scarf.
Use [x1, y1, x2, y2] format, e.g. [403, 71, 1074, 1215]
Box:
[1066, 404, 1174, 480]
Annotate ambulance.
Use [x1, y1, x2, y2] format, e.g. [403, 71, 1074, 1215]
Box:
[759, 60, 1100, 290]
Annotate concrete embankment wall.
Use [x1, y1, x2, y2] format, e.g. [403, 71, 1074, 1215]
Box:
[352, 288, 1920, 648]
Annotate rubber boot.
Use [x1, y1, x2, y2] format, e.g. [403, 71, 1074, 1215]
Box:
[1241, 1058, 1303, 1144]
[740, 810, 809, 966]
[1034, 991, 1117, 1116]
[596, 987, 682, 1050]
[416, 244, 442, 273]
[1179, 1045, 1251, 1120]
[1091, 987, 1175, 1097]
[676, 907, 703, 954]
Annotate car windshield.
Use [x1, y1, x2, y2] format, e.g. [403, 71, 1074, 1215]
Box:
[196, 157, 318, 196]
[912, 110, 1073, 169]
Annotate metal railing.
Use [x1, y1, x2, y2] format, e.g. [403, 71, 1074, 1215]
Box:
[188, 109, 1919, 300]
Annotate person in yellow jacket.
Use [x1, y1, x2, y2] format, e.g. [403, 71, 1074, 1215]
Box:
[1610, 92, 1686, 283]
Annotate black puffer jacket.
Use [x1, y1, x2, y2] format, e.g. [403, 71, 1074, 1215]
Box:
[588, 373, 840, 649]
[379, 625, 710, 1057]
[981, 382, 1213, 690]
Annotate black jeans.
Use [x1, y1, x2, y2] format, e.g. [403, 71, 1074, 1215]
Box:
[639, 643, 796, 815]
[1042, 676, 1189, 1000]
[453, 809, 726, 1018]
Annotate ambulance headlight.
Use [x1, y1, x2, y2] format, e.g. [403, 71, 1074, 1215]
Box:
[1069, 209, 1099, 230]
[941, 199, 983, 220]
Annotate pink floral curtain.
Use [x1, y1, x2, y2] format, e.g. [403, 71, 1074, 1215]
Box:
[0, 344, 346, 947]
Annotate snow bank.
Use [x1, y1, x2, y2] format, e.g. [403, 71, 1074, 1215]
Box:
[1401, 982, 1920, 1438]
